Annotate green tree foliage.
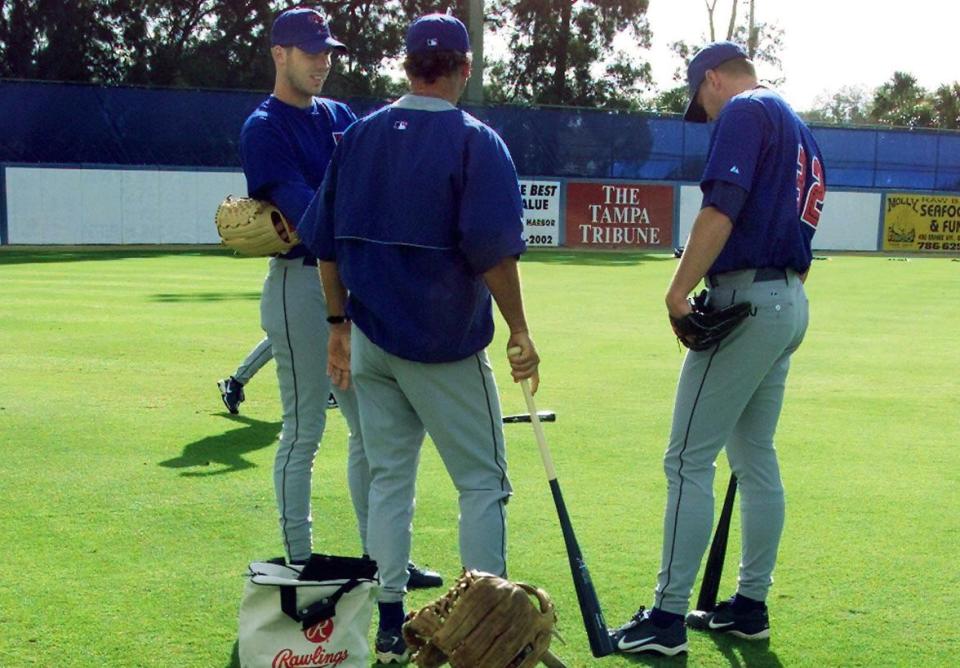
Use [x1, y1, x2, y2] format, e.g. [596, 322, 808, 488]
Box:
[0, 0, 467, 95]
[802, 74, 960, 130]
[931, 82, 960, 130]
[802, 86, 871, 125]
[3, 0, 960, 130]
[0, 0, 128, 82]
[317, 0, 471, 99]
[484, 0, 653, 110]
[124, 1, 275, 88]
[869, 71, 935, 129]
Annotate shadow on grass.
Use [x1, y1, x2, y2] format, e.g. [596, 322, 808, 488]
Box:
[0, 246, 237, 265]
[149, 291, 261, 302]
[610, 634, 781, 667]
[697, 633, 783, 667]
[225, 640, 240, 668]
[617, 651, 689, 666]
[522, 249, 676, 266]
[159, 414, 279, 477]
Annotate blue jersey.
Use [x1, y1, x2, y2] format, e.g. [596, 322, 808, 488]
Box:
[299, 95, 526, 363]
[701, 88, 826, 275]
[240, 95, 356, 258]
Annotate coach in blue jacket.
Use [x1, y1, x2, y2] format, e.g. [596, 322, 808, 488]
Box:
[297, 13, 540, 665]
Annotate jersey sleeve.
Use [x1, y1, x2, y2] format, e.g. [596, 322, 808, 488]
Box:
[701, 100, 768, 194]
[240, 117, 316, 224]
[297, 143, 341, 262]
[701, 180, 749, 223]
[457, 126, 527, 274]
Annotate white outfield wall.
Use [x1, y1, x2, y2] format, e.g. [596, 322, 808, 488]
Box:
[4, 167, 882, 251]
[5, 167, 245, 244]
[677, 185, 882, 251]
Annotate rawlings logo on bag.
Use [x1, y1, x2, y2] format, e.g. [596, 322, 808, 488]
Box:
[271, 619, 346, 666]
[272, 646, 348, 668]
[303, 619, 334, 644]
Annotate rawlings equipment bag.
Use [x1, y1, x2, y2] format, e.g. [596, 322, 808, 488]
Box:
[403, 569, 557, 668]
[238, 555, 378, 668]
[215, 196, 300, 256]
[670, 290, 752, 352]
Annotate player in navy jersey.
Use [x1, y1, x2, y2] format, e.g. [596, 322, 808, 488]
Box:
[236, 8, 441, 590]
[612, 41, 826, 656]
[298, 14, 539, 664]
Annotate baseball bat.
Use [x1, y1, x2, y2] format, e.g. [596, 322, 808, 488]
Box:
[695, 473, 738, 612]
[502, 410, 556, 424]
[508, 348, 615, 658]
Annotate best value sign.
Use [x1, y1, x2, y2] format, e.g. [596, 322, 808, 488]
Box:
[519, 179, 561, 247]
[565, 181, 673, 249]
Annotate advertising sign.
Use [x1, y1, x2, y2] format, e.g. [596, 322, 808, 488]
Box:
[565, 181, 673, 249]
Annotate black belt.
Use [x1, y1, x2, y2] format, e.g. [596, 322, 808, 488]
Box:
[707, 267, 787, 288]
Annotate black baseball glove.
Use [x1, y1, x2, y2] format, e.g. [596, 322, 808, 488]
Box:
[670, 290, 752, 351]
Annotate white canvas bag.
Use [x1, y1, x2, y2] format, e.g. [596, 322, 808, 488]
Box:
[238, 556, 378, 668]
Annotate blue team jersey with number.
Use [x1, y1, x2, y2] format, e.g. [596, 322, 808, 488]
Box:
[702, 88, 826, 275]
[240, 96, 356, 258]
[298, 95, 526, 363]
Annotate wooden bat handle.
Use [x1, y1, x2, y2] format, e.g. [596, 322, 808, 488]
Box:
[508, 346, 558, 481]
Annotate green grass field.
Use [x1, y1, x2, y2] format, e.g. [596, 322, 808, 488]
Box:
[1, 248, 957, 667]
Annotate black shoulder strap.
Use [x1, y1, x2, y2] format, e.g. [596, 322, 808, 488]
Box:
[279, 579, 364, 629]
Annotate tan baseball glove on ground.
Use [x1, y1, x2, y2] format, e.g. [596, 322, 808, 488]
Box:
[403, 570, 558, 668]
[214, 196, 300, 256]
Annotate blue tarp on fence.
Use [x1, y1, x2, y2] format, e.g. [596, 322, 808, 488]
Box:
[1, 80, 958, 191]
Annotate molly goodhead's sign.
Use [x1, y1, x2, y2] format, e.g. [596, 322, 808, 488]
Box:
[883, 193, 960, 252]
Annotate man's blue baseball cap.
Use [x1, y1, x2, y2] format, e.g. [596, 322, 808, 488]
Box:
[405, 14, 470, 54]
[683, 41, 749, 122]
[271, 8, 346, 54]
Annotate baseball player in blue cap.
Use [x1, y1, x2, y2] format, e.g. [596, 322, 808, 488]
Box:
[611, 41, 826, 656]
[236, 7, 441, 588]
[298, 13, 540, 664]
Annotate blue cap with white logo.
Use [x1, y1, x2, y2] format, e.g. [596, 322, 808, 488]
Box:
[684, 41, 749, 122]
[405, 14, 470, 54]
[271, 8, 346, 54]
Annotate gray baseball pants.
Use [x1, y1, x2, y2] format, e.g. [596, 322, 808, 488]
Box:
[654, 268, 809, 614]
[351, 327, 512, 603]
[260, 257, 368, 562]
[233, 336, 272, 386]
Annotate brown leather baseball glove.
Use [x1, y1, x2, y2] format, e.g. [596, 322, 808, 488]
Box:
[402, 570, 557, 668]
[214, 196, 299, 256]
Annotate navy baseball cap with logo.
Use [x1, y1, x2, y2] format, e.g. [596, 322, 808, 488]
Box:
[405, 14, 470, 54]
[271, 8, 346, 53]
[684, 41, 749, 122]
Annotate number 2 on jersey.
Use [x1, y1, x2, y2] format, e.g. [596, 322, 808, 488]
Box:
[796, 144, 825, 229]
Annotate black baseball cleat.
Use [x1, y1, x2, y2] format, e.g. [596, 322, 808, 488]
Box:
[217, 376, 245, 414]
[406, 561, 442, 589]
[326, 392, 338, 409]
[690, 597, 770, 639]
[610, 607, 688, 656]
[375, 626, 410, 664]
